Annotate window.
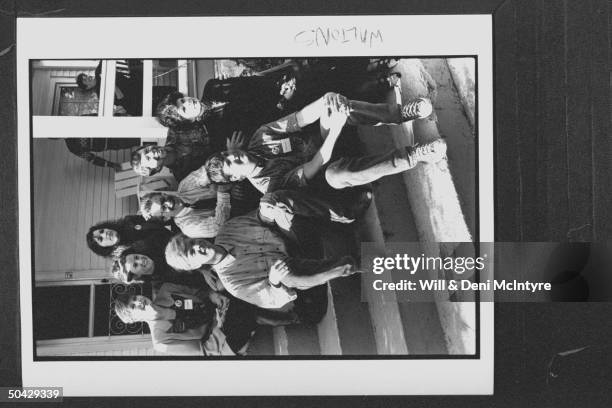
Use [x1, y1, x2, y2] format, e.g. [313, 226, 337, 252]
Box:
[34, 282, 152, 341]
[32, 59, 192, 140]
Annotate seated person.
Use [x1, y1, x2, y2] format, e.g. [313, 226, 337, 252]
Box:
[139, 188, 231, 239]
[64, 138, 140, 171]
[155, 92, 227, 155]
[86, 215, 172, 258]
[158, 69, 296, 143]
[111, 248, 206, 289]
[156, 91, 217, 131]
[204, 93, 445, 219]
[130, 127, 244, 183]
[257, 187, 372, 230]
[205, 92, 443, 195]
[269, 57, 389, 112]
[114, 282, 261, 355]
[130, 142, 210, 184]
[164, 217, 358, 312]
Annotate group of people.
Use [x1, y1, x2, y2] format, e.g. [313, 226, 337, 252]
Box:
[82, 58, 447, 356]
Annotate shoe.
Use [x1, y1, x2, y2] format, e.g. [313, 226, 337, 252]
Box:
[367, 58, 400, 72]
[378, 72, 402, 89]
[405, 139, 447, 166]
[400, 97, 433, 121]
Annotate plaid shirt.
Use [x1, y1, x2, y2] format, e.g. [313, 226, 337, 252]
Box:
[212, 213, 297, 309]
[177, 166, 216, 204]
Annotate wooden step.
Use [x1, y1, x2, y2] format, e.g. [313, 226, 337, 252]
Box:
[367, 166, 448, 354]
[328, 275, 377, 355]
[356, 197, 409, 355]
[272, 324, 321, 356]
[393, 59, 476, 355]
[247, 317, 321, 357]
[352, 107, 411, 355]
[354, 83, 449, 355]
[316, 283, 342, 355]
[319, 226, 377, 356]
[246, 326, 275, 356]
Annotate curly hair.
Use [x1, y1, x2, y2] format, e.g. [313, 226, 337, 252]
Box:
[139, 192, 157, 220]
[87, 215, 168, 258]
[86, 219, 126, 257]
[138, 191, 178, 220]
[112, 249, 157, 284]
[155, 91, 212, 130]
[130, 147, 160, 177]
[110, 257, 129, 283]
[114, 293, 137, 324]
[204, 153, 232, 184]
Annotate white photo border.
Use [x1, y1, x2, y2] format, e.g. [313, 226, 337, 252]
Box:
[18, 15, 494, 396]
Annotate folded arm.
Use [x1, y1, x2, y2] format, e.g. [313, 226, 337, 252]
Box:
[222, 273, 297, 309]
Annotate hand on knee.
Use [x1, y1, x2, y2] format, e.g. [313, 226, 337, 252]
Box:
[323, 92, 350, 115]
[269, 259, 292, 287]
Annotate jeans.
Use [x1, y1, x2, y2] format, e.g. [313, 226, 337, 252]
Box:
[261, 187, 372, 226]
[324, 148, 412, 189]
[315, 95, 412, 189]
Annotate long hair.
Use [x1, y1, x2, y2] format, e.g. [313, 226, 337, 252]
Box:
[165, 233, 214, 272]
[86, 219, 130, 257]
[113, 247, 168, 284]
[155, 91, 213, 131]
[204, 153, 231, 184]
[114, 294, 137, 324]
[131, 147, 161, 177]
[204, 150, 267, 185]
[86, 215, 166, 258]
[138, 191, 182, 220]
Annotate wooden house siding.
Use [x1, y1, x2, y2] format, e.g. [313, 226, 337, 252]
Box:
[33, 139, 138, 279]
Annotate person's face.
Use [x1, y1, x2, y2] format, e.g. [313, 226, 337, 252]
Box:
[147, 194, 180, 220]
[222, 150, 257, 182]
[92, 228, 119, 247]
[125, 295, 154, 321]
[135, 146, 166, 176]
[176, 97, 204, 121]
[82, 75, 97, 90]
[124, 254, 155, 283]
[184, 238, 216, 269]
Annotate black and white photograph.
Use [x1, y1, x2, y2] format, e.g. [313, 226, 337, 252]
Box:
[16, 15, 494, 396]
[2, 1, 610, 405]
[31, 55, 478, 359]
